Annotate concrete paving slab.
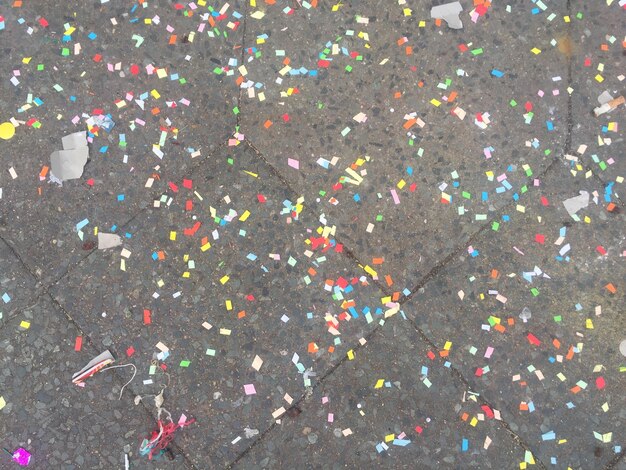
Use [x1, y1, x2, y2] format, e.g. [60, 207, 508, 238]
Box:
[239, 1, 571, 288]
[404, 162, 626, 469]
[0, 294, 174, 469]
[49, 143, 393, 467]
[234, 316, 532, 469]
[0, 0, 242, 284]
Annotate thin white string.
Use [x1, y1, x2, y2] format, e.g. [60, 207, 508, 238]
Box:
[101, 363, 137, 400]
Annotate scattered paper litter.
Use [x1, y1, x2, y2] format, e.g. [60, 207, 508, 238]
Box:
[431, 1, 464, 30]
[562, 191, 589, 217]
[98, 232, 123, 249]
[50, 131, 89, 181]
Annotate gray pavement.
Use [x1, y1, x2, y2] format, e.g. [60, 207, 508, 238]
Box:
[0, 0, 624, 469]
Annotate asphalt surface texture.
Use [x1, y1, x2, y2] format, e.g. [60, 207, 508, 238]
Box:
[0, 0, 625, 469]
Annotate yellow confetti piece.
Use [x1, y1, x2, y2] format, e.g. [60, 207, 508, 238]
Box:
[182, 272, 190, 278]
[169, 231, 177, 241]
[347, 349, 355, 360]
[19, 321, 30, 329]
[430, 98, 442, 107]
[374, 379, 385, 389]
[470, 417, 478, 427]
[385, 434, 395, 442]
[239, 210, 251, 222]
[444, 341, 452, 350]
[0, 396, 5, 409]
[531, 47, 541, 54]
[150, 89, 161, 99]
[201, 242, 211, 252]
[219, 328, 231, 335]
[225, 300, 233, 310]
[220, 275, 230, 285]
[595, 74, 604, 83]
[586, 318, 594, 329]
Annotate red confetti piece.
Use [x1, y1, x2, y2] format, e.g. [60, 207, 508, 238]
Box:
[130, 64, 140, 75]
[596, 246, 607, 255]
[143, 309, 152, 325]
[74, 336, 82, 351]
[527, 333, 541, 346]
[535, 234, 545, 244]
[126, 346, 135, 357]
[257, 194, 266, 203]
[596, 376, 606, 390]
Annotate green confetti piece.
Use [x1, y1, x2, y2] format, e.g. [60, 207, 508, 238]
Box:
[180, 360, 191, 367]
[462, 191, 471, 199]
[599, 161, 607, 170]
[521, 185, 528, 194]
[375, 214, 383, 222]
[554, 315, 562, 323]
[61, 48, 70, 56]
[345, 65, 352, 72]
[233, 106, 240, 115]
[37, 64, 44, 71]
[213, 67, 223, 75]
[530, 288, 540, 297]
[470, 48, 484, 55]
[227, 157, 234, 165]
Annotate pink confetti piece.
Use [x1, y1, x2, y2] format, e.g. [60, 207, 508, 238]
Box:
[390, 189, 400, 205]
[287, 158, 300, 170]
[244, 384, 257, 395]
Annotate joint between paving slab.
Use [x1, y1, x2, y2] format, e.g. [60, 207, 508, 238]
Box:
[41, 136, 232, 291]
[44, 288, 200, 469]
[235, 0, 250, 129]
[604, 444, 626, 469]
[243, 138, 395, 296]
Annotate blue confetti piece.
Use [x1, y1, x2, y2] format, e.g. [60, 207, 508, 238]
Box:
[353, 194, 361, 202]
[246, 253, 257, 261]
[2, 293, 11, 304]
[76, 218, 89, 231]
[461, 438, 469, 452]
[482, 191, 488, 201]
[88, 32, 97, 40]
[392, 439, 411, 447]
[604, 182, 614, 202]
[99, 146, 108, 153]
[542, 431, 556, 441]
[117, 194, 125, 201]
[151, 252, 159, 261]
[546, 121, 554, 131]
[491, 69, 504, 77]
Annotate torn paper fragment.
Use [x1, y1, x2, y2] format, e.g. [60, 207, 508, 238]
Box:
[593, 92, 625, 117]
[72, 350, 115, 384]
[562, 191, 589, 217]
[431, 1, 463, 29]
[50, 131, 89, 181]
[97, 232, 123, 249]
